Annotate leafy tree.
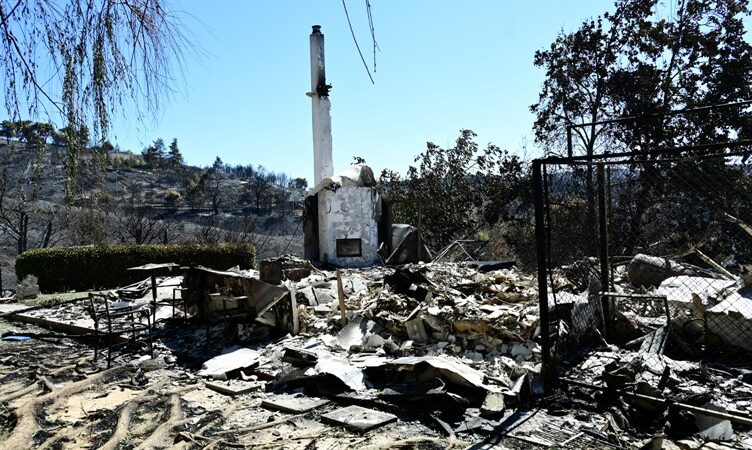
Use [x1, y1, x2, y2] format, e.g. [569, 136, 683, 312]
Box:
[184, 174, 201, 207]
[289, 177, 309, 190]
[58, 124, 90, 148]
[0, 0, 190, 201]
[19, 122, 55, 146]
[168, 138, 184, 166]
[101, 140, 115, 153]
[0, 120, 18, 143]
[153, 138, 167, 159]
[164, 189, 181, 208]
[531, 0, 752, 253]
[533, 0, 752, 155]
[142, 147, 158, 168]
[142, 138, 167, 169]
[380, 129, 525, 251]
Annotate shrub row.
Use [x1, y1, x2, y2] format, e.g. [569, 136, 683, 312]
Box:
[16, 243, 256, 293]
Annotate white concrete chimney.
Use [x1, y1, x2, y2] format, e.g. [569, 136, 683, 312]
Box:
[310, 25, 334, 186]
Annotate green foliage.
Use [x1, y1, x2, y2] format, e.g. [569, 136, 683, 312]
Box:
[289, 177, 308, 190]
[532, 0, 752, 255]
[380, 129, 527, 251]
[164, 189, 181, 202]
[0, 120, 60, 146]
[142, 138, 167, 169]
[16, 243, 256, 293]
[531, 0, 752, 154]
[168, 138, 184, 166]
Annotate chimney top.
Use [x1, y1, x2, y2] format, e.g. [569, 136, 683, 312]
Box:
[312, 25, 321, 33]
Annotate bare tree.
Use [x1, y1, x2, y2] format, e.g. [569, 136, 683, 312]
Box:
[0, 168, 68, 254]
[113, 181, 169, 244]
[192, 214, 222, 244]
[114, 204, 169, 245]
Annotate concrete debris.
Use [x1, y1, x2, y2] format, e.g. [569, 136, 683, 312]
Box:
[9, 251, 752, 447]
[480, 392, 506, 418]
[706, 289, 752, 352]
[198, 346, 260, 378]
[16, 275, 39, 300]
[306, 356, 367, 391]
[695, 403, 735, 441]
[310, 163, 376, 194]
[655, 276, 736, 309]
[259, 255, 313, 285]
[261, 394, 329, 413]
[321, 405, 397, 432]
[548, 251, 752, 448]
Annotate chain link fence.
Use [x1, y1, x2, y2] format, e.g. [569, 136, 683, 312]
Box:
[534, 147, 752, 395]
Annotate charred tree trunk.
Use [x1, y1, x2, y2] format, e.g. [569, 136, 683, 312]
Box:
[18, 212, 28, 254]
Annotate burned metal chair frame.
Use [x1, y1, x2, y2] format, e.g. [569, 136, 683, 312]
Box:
[88, 293, 153, 368]
[171, 287, 190, 320]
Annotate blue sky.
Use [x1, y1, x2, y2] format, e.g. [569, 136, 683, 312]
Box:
[110, 1, 619, 181]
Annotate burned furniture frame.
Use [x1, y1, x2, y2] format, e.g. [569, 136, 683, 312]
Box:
[180, 266, 255, 347]
[203, 293, 253, 347]
[126, 263, 182, 326]
[182, 266, 296, 348]
[88, 293, 153, 368]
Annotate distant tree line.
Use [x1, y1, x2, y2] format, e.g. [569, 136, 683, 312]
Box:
[1, 120, 89, 148]
[0, 127, 307, 263]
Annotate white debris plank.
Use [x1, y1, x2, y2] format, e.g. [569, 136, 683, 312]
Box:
[321, 405, 397, 432]
[198, 346, 260, 377]
[261, 395, 329, 413]
[205, 380, 263, 396]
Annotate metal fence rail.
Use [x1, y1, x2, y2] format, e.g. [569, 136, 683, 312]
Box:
[534, 147, 752, 394]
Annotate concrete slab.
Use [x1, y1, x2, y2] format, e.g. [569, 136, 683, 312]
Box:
[321, 405, 397, 432]
[655, 276, 735, 308]
[480, 392, 506, 418]
[205, 380, 263, 396]
[261, 395, 329, 413]
[14, 312, 96, 335]
[0, 303, 28, 315]
[198, 346, 260, 377]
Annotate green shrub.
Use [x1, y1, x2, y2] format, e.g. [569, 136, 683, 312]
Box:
[16, 243, 255, 293]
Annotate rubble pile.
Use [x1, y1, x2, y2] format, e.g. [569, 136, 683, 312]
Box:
[290, 262, 541, 388]
[0, 257, 551, 448]
[5, 253, 752, 448]
[548, 253, 752, 447]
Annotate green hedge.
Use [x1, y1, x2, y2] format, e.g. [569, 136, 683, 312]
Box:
[16, 243, 256, 293]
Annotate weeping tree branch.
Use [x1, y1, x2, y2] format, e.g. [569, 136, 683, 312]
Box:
[0, 0, 192, 202]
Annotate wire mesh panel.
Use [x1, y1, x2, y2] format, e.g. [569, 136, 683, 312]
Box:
[536, 149, 752, 394]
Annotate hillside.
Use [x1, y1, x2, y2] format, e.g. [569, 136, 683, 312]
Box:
[0, 139, 305, 291]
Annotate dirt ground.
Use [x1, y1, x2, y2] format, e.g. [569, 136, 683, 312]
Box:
[1, 320, 749, 449]
[0, 321, 463, 450]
